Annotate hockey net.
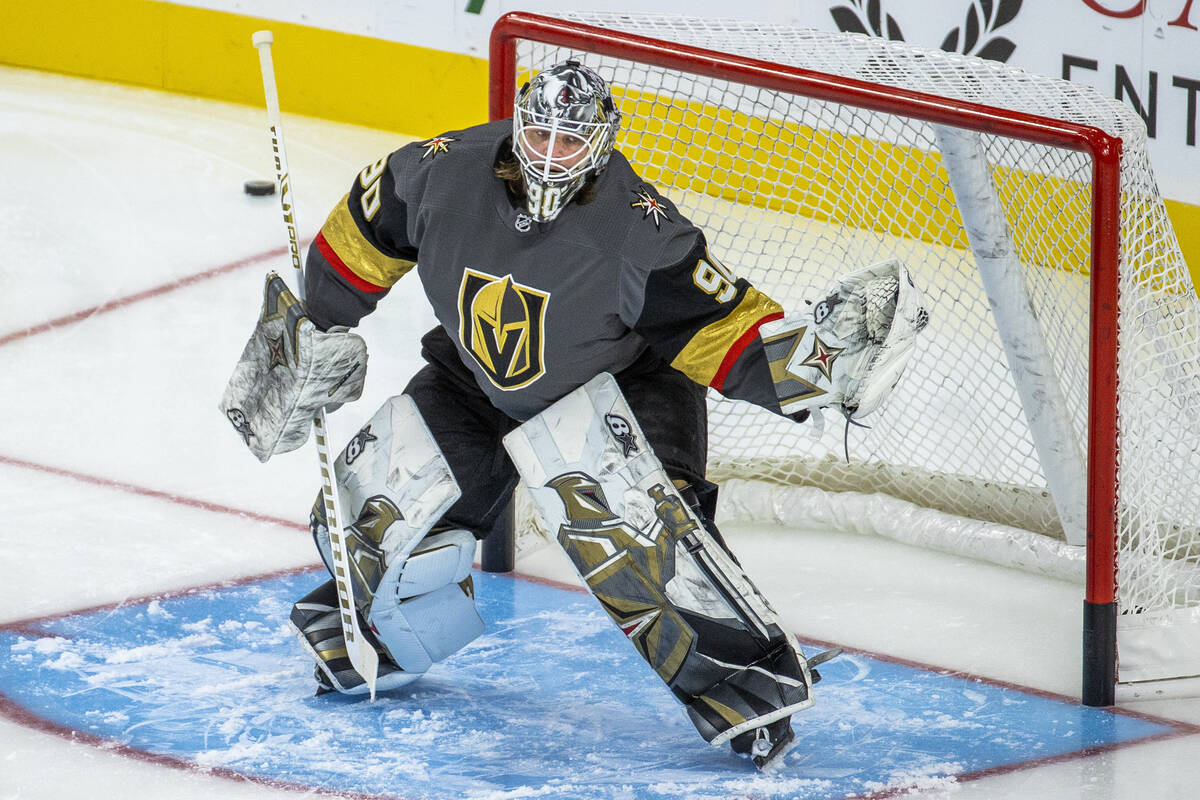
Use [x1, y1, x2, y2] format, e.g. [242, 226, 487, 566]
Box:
[491, 12, 1200, 697]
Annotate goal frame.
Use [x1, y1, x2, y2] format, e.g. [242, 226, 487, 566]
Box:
[488, 10, 1123, 707]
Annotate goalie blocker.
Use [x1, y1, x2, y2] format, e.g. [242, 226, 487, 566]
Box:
[504, 373, 817, 768]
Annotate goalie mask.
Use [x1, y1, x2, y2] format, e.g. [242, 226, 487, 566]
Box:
[512, 60, 621, 222]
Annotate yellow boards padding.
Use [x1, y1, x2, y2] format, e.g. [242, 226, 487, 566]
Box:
[1166, 200, 1200, 286]
[614, 85, 1200, 291]
[617, 88, 1092, 275]
[0, 0, 488, 136]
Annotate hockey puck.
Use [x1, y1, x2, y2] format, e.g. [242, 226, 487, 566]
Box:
[243, 179, 276, 196]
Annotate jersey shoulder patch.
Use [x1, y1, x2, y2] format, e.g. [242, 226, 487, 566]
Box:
[417, 134, 458, 161]
[600, 155, 682, 233]
[390, 120, 510, 212]
[588, 155, 699, 265]
[396, 120, 508, 179]
[628, 184, 674, 230]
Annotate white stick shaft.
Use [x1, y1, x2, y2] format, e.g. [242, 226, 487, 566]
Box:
[252, 31, 306, 292]
[252, 30, 378, 699]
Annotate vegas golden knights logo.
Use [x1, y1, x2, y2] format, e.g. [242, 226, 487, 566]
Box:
[457, 268, 549, 390]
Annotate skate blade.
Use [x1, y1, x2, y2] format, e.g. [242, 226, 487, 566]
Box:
[807, 646, 843, 686]
[752, 728, 798, 771]
[808, 646, 843, 669]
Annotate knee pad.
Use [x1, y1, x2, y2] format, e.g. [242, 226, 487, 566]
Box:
[368, 528, 484, 675]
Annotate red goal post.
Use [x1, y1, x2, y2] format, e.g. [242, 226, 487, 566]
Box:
[488, 11, 1131, 707]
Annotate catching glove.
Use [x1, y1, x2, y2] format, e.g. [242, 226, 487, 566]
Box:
[760, 259, 929, 421]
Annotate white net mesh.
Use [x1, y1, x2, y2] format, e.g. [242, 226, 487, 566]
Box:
[502, 13, 1200, 683]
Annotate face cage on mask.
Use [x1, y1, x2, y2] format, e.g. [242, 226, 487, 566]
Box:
[512, 111, 615, 222]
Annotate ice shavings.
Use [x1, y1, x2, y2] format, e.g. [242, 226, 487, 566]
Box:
[861, 760, 966, 795]
[11, 636, 70, 655]
[102, 632, 223, 664]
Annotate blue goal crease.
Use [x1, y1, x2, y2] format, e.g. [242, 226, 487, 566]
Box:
[0, 569, 1182, 800]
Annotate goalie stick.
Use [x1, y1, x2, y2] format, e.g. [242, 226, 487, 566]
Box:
[252, 30, 379, 699]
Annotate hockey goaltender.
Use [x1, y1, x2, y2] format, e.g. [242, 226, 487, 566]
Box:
[220, 61, 928, 769]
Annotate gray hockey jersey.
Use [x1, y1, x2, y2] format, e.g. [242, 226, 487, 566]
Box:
[303, 120, 784, 421]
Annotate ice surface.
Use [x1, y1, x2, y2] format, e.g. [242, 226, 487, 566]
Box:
[1, 64, 1199, 799]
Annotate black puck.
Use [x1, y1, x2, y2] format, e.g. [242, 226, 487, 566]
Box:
[244, 179, 276, 196]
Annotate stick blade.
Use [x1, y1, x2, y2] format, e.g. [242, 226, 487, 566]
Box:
[349, 636, 380, 702]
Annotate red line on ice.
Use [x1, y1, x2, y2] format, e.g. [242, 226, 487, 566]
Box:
[0, 453, 304, 532]
[0, 241, 310, 347]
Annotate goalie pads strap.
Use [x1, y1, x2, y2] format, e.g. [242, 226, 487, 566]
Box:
[503, 373, 814, 746]
[219, 272, 368, 461]
[761, 258, 929, 419]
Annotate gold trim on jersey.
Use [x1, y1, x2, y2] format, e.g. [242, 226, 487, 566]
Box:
[321, 194, 416, 288]
[670, 288, 784, 386]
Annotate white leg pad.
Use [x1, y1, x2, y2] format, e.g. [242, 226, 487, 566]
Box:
[503, 373, 815, 746]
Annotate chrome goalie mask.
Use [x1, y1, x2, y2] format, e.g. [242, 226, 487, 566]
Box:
[512, 60, 621, 222]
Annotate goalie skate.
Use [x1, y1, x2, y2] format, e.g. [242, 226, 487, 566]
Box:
[733, 717, 798, 770]
[289, 579, 419, 695]
[806, 645, 843, 684]
[730, 646, 840, 769]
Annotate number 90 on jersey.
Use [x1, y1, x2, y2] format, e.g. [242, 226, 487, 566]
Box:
[692, 248, 738, 304]
[526, 184, 562, 220]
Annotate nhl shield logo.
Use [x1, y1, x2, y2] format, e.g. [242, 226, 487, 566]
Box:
[458, 268, 550, 390]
